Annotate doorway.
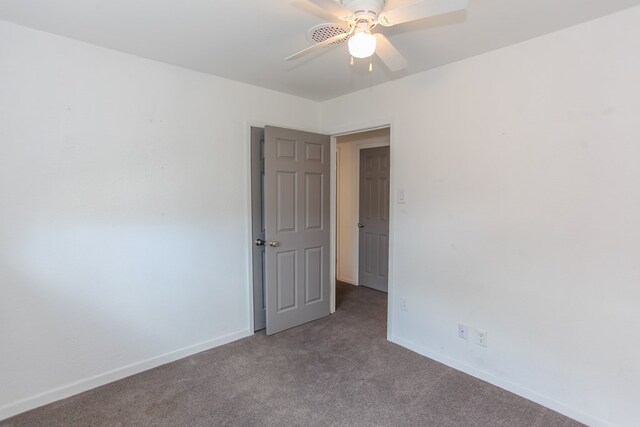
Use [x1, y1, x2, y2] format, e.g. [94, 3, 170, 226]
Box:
[336, 128, 391, 293]
[249, 126, 391, 331]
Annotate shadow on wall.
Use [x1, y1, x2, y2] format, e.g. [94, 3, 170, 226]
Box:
[0, 221, 244, 410]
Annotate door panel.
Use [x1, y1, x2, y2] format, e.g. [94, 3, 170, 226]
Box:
[305, 142, 323, 162]
[364, 231, 374, 275]
[304, 247, 322, 303]
[358, 146, 390, 292]
[276, 250, 297, 311]
[265, 126, 330, 335]
[277, 172, 297, 232]
[305, 173, 323, 229]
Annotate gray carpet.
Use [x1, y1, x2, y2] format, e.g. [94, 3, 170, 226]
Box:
[2, 282, 581, 426]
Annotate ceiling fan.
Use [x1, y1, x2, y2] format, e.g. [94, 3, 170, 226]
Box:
[285, 0, 469, 71]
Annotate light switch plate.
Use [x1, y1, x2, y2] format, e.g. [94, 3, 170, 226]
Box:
[397, 189, 407, 204]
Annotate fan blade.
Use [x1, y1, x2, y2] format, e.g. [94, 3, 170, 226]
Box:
[306, 0, 354, 20]
[285, 32, 350, 61]
[374, 33, 408, 71]
[379, 0, 468, 26]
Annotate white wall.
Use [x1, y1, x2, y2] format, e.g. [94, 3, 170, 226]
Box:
[323, 6, 640, 427]
[0, 20, 320, 419]
[336, 129, 389, 285]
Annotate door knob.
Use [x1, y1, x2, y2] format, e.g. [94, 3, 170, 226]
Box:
[358, 223, 364, 228]
[255, 238, 266, 246]
[268, 241, 280, 247]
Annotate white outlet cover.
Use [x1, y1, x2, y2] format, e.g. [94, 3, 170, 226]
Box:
[476, 329, 487, 347]
[400, 297, 407, 311]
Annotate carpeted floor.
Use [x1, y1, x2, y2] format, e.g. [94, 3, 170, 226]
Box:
[2, 282, 581, 426]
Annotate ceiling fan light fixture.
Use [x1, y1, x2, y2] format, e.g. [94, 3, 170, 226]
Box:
[348, 31, 376, 59]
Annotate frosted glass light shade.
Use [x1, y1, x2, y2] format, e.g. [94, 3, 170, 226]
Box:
[348, 32, 376, 58]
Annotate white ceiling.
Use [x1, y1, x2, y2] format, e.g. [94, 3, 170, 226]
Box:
[1, 0, 638, 101]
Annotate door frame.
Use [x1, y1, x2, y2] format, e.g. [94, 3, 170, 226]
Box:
[329, 120, 396, 340]
[246, 119, 396, 340]
[250, 126, 266, 332]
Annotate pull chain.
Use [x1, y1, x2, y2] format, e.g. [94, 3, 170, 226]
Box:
[348, 56, 373, 71]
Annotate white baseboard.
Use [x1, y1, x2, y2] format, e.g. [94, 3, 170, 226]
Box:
[388, 335, 613, 427]
[337, 276, 356, 285]
[0, 329, 252, 421]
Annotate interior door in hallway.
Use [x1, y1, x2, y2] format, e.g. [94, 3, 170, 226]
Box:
[358, 146, 390, 292]
[264, 125, 330, 335]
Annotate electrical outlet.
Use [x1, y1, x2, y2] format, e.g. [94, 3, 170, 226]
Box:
[458, 324, 468, 340]
[400, 297, 407, 311]
[476, 329, 487, 347]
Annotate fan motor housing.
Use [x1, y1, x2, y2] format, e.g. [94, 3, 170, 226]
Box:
[342, 0, 384, 16]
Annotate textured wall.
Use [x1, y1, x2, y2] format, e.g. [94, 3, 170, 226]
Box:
[0, 19, 320, 419]
[322, 7, 640, 427]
